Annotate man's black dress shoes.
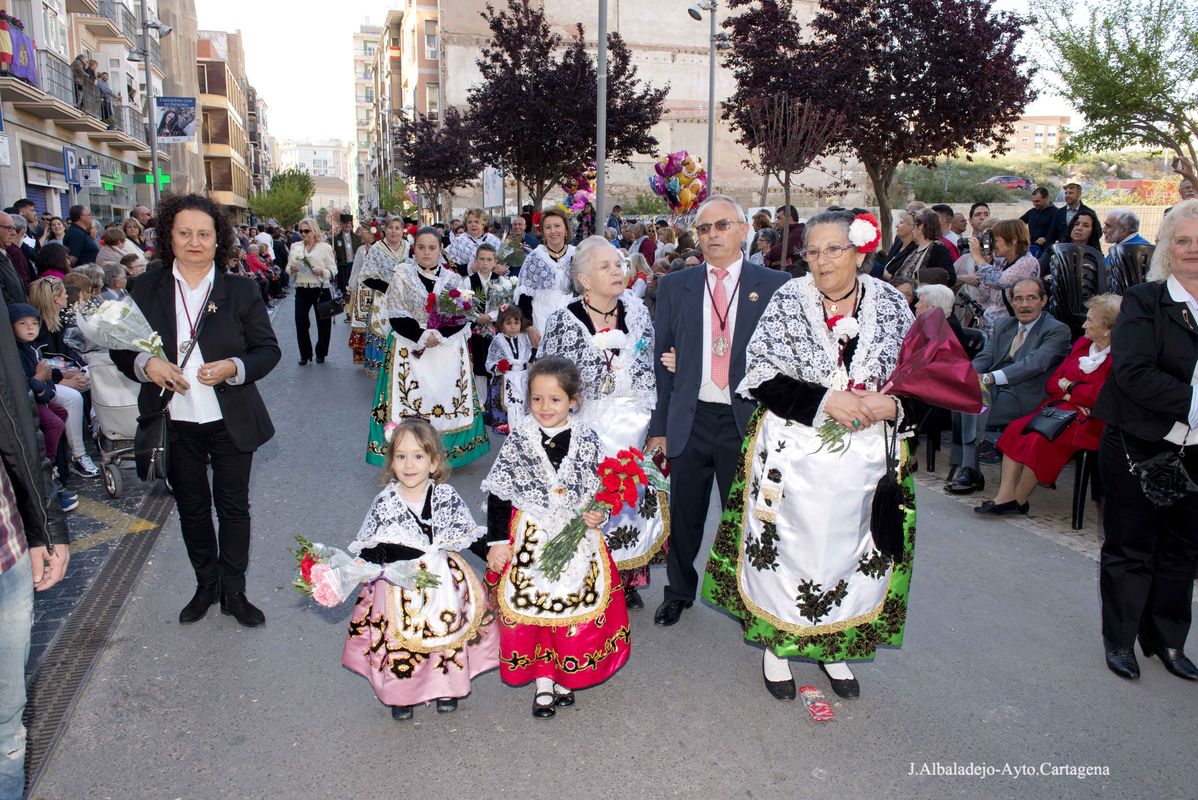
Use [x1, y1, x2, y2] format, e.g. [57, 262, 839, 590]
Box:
[179, 584, 219, 623]
[945, 467, 985, 495]
[1104, 646, 1140, 680]
[762, 664, 796, 701]
[220, 592, 265, 627]
[1140, 640, 1198, 681]
[819, 663, 861, 698]
[654, 598, 692, 626]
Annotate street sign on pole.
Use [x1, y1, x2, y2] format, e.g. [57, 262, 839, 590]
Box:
[62, 146, 78, 185]
[78, 165, 102, 188]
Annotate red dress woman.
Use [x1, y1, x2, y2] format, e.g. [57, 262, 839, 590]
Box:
[976, 295, 1121, 516]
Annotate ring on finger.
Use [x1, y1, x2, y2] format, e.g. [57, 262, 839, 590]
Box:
[852, 419, 861, 428]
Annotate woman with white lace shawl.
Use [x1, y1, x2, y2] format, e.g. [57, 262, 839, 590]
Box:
[445, 208, 501, 276]
[342, 419, 498, 721]
[357, 217, 410, 378]
[701, 210, 921, 702]
[365, 227, 490, 469]
[346, 224, 375, 367]
[538, 236, 669, 609]
[514, 207, 576, 345]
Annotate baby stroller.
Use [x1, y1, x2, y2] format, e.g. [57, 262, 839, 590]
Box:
[82, 350, 141, 498]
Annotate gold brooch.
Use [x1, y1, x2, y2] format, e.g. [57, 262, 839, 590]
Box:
[207, 302, 218, 313]
[748, 291, 759, 302]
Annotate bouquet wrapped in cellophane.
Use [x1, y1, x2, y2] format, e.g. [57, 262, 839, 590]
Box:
[289, 535, 440, 608]
[74, 296, 165, 359]
[425, 286, 473, 331]
[538, 448, 669, 581]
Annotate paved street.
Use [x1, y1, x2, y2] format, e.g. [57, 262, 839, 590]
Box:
[28, 296, 1197, 800]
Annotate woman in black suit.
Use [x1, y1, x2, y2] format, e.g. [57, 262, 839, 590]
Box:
[111, 194, 281, 628]
[1093, 198, 1198, 681]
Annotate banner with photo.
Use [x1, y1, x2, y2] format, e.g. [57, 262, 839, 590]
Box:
[154, 96, 197, 144]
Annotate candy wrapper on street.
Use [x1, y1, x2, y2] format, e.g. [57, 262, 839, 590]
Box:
[74, 296, 166, 359]
[289, 535, 440, 608]
[538, 448, 666, 581]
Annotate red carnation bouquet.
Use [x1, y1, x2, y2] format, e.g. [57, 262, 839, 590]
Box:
[495, 358, 512, 373]
[538, 447, 669, 581]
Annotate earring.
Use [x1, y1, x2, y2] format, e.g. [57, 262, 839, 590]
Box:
[584, 288, 591, 306]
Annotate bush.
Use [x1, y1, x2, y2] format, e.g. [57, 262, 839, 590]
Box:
[620, 191, 671, 216]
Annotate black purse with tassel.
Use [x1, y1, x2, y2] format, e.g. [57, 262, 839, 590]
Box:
[870, 418, 905, 559]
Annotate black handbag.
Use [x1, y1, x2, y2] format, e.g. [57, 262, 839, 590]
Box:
[316, 282, 345, 320]
[1121, 432, 1198, 508]
[1024, 401, 1078, 442]
[134, 308, 209, 481]
[870, 417, 905, 560]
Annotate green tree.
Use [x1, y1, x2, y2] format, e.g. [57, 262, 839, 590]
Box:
[621, 191, 670, 216]
[247, 168, 314, 227]
[377, 176, 418, 218]
[1032, 0, 1198, 181]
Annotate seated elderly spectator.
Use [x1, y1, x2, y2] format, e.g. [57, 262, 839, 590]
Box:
[974, 294, 1121, 515]
[119, 252, 144, 280]
[100, 263, 128, 300]
[947, 277, 1072, 494]
[886, 208, 956, 286]
[892, 277, 917, 311]
[957, 218, 1040, 335]
[97, 227, 145, 271]
[73, 263, 104, 296]
[748, 228, 776, 267]
[1102, 209, 1151, 266]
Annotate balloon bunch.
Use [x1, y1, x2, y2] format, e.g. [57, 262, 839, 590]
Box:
[649, 151, 708, 215]
[562, 162, 598, 214]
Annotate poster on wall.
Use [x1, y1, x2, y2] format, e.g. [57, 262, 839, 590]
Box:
[154, 96, 197, 144]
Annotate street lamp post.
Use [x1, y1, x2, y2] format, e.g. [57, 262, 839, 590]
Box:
[688, 1, 718, 195]
[595, 0, 608, 228]
[135, 0, 170, 207]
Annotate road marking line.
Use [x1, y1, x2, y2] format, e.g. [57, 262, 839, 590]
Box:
[69, 497, 159, 551]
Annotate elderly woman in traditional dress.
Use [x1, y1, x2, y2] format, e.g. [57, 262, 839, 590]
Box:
[446, 208, 501, 275]
[357, 217, 409, 377]
[346, 223, 376, 366]
[365, 226, 490, 469]
[703, 209, 920, 701]
[515, 207, 575, 346]
[538, 236, 669, 609]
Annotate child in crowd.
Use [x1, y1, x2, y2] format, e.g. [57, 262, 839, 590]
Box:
[481, 357, 630, 719]
[484, 305, 532, 434]
[8, 303, 77, 511]
[342, 418, 498, 721]
[468, 243, 504, 406]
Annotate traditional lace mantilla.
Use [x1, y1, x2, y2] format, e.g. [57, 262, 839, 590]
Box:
[480, 415, 603, 536]
[349, 482, 485, 556]
[485, 333, 532, 373]
[446, 232, 501, 267]
[538, 292, 656, 409]
[358, 239, 408, 283]
[516, 244, 575, 294]
[738, 274, 913, 399]
[381, 263, 463, 323]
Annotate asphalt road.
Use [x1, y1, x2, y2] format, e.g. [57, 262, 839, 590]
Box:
[32, 296, 1198, 800]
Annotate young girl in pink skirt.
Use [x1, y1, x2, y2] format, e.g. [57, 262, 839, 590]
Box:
[342, 418, 499, 720]
[482, 356, 630, 718]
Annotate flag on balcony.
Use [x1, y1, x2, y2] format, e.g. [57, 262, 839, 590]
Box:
[0, 21, 37, 84]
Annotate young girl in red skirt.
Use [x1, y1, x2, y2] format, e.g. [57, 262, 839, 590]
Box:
[481, 356, 630, 718]
[342, 418, 499, 721]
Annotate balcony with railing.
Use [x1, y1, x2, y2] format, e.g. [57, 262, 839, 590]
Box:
[0, 48, 82, 119]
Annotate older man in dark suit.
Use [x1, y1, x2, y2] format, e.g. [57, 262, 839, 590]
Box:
[647, 195, 791, 625]
[947, 277, 1072, 494]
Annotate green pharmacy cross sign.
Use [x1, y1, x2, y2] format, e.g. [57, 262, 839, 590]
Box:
[144, 169, 171, 188]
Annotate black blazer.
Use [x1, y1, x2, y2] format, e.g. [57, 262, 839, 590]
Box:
[111, 266, 281, 452]
[1094, 280, 1198, 441]
[649, 262, 791, 457]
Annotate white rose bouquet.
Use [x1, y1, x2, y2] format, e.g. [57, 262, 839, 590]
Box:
[75, 296, 165, 359]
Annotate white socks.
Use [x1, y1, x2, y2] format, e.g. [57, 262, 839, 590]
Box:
[535, 677, 553, 694]
[822, 661, 855, 680]
[553, 682, 570, 694]
[763, 650, 793, 681]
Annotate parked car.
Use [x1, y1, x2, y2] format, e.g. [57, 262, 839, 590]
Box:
[983, 175, 1033, 191]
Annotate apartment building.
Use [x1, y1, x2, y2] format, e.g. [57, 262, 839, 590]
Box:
[276, 138, 350, 181]
[246, 83, 272, 193]
[197, 30, 250, 217]
[352, 23, 380, 212]
[0, 0, 168, 221]
[995, 115, 1072, 157]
